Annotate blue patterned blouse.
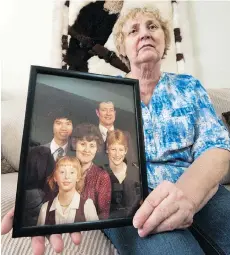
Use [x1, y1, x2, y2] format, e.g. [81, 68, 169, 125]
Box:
[139, 72, 230, 189]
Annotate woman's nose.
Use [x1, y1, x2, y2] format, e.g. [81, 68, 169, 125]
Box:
[65, 171, 70, 179]
[139, 27, 151, 40]
[115, 150, 120, 157]
[84, 145, 90, 152]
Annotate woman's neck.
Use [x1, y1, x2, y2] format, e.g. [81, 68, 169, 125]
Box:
[109, 161, 127, 183]
[128, 62, 162, 105]
[81, 161, 93, 173]
[58, 189, 75, 206]
[109, 161, 127, 174]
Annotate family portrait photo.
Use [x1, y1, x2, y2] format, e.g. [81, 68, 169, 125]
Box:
[12, 66, 147, 237]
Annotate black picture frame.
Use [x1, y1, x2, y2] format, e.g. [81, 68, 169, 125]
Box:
[12, 65, 148, 238]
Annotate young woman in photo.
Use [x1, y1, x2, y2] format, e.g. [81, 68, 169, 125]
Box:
[104, 129, 141, 219]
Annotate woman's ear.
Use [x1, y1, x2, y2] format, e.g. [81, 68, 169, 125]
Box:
[119, 44, 126, 57]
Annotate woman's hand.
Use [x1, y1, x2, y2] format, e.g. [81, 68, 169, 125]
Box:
[1, 208, 82, 255]
[133, 181, 196, 237]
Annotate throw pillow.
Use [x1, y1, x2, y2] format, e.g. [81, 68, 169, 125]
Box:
[1, 157, 16, 174]
[222, 111, 230, 133]
[221, 111, 230, 185]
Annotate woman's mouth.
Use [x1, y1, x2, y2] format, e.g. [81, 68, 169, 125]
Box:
[62, 182, 71, 186]
[113, 157, 123, 161]
[82, 153, 91, 157]
[139, 44, 154, 51]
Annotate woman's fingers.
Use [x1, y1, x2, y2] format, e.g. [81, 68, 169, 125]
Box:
[2, 210, 81, 254]
[70, 232, 82, 245]
[1, 208, 14, 234]
[149, 212, 193, 234]
[49, 234, 64, 253]
[133, 183, 170, 228]
[31, 236, 46, 255]
[31, 232, 82, 255]
[138, 193, 179, 237]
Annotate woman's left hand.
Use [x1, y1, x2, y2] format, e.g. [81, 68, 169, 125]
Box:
[133, 181, 196, 237]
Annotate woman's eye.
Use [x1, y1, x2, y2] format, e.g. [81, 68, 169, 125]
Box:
[149, 24, 157, 30]
[129, 29, 137, 35]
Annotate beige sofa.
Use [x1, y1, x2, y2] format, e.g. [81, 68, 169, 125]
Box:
[1, 89, 230, 255]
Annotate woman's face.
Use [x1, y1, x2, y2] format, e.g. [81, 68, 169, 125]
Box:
[54, 165, 79, 192]
[122, 13, 165, 66]
[108, 143, 127, 166]
[76, 139, 97, 165]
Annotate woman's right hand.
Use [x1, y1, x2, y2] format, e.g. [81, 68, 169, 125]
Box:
[1, 208, 82, 255]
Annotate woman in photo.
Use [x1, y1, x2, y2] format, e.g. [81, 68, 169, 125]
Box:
[71, 123, 112, 220]
[104, 129, 141, 219]
[37, 156, 98, 225]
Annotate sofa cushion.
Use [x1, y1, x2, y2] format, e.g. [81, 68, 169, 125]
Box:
[222, 111, 230, 132]
[207, 89, 230, 185]
[1, 157, 16, 174]
[1, 98, 26, 171]
[220, 111, 230, 185]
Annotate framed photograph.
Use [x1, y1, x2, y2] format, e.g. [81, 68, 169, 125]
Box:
[13, 66, 148, 238]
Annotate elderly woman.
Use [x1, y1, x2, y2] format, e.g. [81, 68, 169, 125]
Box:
[2, 7, 230, 255]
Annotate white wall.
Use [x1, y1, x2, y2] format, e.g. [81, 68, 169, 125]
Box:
[188, 1, 230, 89]
[1, 0, 54, 99]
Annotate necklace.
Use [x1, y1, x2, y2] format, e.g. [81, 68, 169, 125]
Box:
[60, 203, 71, 207]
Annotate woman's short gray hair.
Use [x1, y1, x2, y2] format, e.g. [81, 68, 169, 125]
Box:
[113, 7, 171, 69]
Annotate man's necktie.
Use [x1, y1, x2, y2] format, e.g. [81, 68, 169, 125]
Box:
[57, 147, 64, 159]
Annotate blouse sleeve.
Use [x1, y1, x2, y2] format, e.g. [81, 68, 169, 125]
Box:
[37, 202, 48, 226]
[191, 79, 230, 160]
[84, 199, 99, 221]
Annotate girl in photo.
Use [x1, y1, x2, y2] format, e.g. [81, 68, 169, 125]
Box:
[37, 156, 98, 225]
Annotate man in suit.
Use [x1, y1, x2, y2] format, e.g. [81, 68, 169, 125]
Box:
[95, 101, 135, 167]
[43, 116, 74, 161]
[23, 109, 74, 226]
[96, 101, 116, 142]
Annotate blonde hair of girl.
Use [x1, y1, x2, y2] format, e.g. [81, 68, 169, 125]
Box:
[47, 156, 84, 193]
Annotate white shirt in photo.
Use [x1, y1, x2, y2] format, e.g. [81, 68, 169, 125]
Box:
[99, 124, 114, 142]
[37, 191, 99, 225]
[50, 138, 68, 161]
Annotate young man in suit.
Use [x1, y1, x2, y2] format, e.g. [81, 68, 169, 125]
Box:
[43, 117, 73, 161]
[23, 109, 74, 226]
